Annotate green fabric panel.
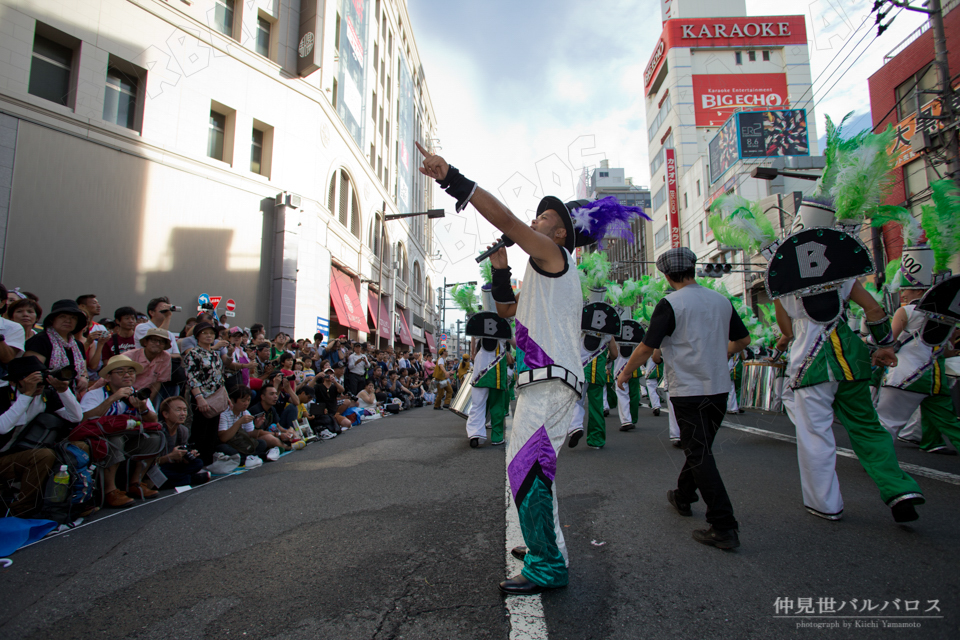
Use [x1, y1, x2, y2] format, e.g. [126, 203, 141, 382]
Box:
[517, 476, 569, 588]
[583, 350, 607, 384]
[489, 388, 507, 443]
[919, 393, 960, 451]
[832, 381, 923, 504]
[475, 357, 508, 389]
[628, 378, 640, 423]
[586, 383, 606, 447]
[606, 381, 618, 409]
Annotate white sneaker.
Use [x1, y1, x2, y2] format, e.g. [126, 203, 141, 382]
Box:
[319, 429, 337, 440]
[266, 446, 281, 461]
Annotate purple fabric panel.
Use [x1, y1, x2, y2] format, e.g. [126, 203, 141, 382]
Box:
[516, 321, 554, 369]
[507, 425, 558, 500]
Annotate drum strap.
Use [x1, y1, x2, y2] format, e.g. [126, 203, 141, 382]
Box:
[517, 365, 583, 396]
[790, 318, 840, 390]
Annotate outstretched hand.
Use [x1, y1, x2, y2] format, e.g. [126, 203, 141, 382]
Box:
[415, 141, 449, 182]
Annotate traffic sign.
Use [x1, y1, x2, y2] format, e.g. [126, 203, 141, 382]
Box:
[226, 299, 236, 312]
[225, 311, 236, 317]
[209, 296, 222, 309]
[198, 293, 210, 306]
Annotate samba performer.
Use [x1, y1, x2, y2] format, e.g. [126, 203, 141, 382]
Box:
[606, 281, 645, 431]
[416, 140, 647, 595]
[465, 284, 514, 448]
[712, 123, 924, 523]
[874, 182, 960, 454]
[568, 254, 622, 449]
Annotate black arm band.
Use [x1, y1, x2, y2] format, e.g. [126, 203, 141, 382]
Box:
[438, 166, 477, 213]
[491, 267, 517, 304]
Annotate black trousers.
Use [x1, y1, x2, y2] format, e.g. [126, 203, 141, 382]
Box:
[190, 395, 223, 466]
[671, 393, 738, 531]
[345, 371, 364, 395]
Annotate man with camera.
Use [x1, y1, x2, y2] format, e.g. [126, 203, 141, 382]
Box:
[345, 342, 370, 395]
[154, 396, 209, 488]
[127, 329, 173, 403]
[79, 354, 163, 508]
[0, 356, 83, 516]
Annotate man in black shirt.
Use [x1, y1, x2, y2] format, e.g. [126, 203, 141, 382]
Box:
[618, 248, 750, 550]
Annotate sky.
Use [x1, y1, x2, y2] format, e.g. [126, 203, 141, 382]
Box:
[406, 0, 929, 332]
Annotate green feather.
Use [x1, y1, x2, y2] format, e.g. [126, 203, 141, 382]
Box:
[921, 179, 960, 272]
[872, 205, 923, 247]
[578, 252, 612, 292]
[707, 194, 776, 252]
[450, 284, 478, 315]
[479, 260, 493, 286]
[830, 125, 897, 222]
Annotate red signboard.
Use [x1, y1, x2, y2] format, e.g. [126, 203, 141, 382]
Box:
[209, 296, 222, 310]
[226, 299, 235, 312]
[665, 149, 680, 249]
[644, 15, 806, 95]
[692, 74, 789, 127]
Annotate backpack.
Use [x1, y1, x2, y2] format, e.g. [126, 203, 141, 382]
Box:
[38, 442, 97, 525]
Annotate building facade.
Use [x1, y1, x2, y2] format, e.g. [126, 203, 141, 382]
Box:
[0, 0, 441, 352]
[578, 160, 652, 280]
[867, 0, 960, 272]
[643, 0, 820, 301]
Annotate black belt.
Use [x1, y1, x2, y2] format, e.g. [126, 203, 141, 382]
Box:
[517, 365, 583, 396]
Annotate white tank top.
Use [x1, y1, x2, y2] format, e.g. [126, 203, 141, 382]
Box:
[515, 247, 583, 391]
[885, 304, 933, 388]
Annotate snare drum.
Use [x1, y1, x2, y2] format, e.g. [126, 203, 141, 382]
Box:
[741, 361, 786, 412]
[449, 375, 474, 419]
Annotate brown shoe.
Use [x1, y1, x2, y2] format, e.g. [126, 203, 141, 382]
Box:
[127, 481, 159, 500]
[106, 489, 135, 509]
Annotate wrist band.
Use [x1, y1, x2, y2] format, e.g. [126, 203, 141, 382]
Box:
[437, 166, 477, 213]
[491, 266, 517, 304]
[866, 315, 894, 347]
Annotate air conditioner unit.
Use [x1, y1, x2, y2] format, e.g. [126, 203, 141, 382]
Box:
[274, 192, 303, 209]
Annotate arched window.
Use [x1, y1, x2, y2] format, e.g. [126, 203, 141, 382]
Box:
[413, 261, 422, 296]
[368, 212, 391, 265]
[327, 168, 361, 238]
[425, 276, 433, 309]
[396, 241, 408, 283]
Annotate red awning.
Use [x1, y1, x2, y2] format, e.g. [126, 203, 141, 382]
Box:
[330, 269, 368, 333]
[367, 291, 391, 339]
[424, 332, 437, 354]
[396, 308, 413, 346]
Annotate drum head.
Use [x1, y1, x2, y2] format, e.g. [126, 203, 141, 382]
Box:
[915, 274, 960, 322]
[801, 290, 842, 324]
[619, 320, 644, 345]
[765, 228, 873, 298]
[620, 344, 635, 358]
[481, 337, 498, 352]
[921, 318, 955, 348]
[465, 311, 512, 339]
[583, 334, 602, 352]
[581, 302, 622, 335]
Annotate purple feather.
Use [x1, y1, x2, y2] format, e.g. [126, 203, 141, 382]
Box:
[570, 196, 650, 248]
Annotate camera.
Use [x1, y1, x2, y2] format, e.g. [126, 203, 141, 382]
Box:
[133, 387, 153, 401]
[178, 446, 196, 462]
[41, 365, 76, 383]
[170, 305, 182, 312]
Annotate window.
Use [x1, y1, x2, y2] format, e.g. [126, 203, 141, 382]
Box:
[735, 51, 742, 65]
[652, 185, 667, 211]
[29, 32, 74, 106]
[372, 90, 377, 122]
[696, 179, 701, 196]
[654, 224, 668, 248]
[396, 242, 408, 283]
[379, 106, 384, 134]
[748, 51, 756, 62]
[208, 110, 226, 160]
[650, 132, 673, 177]
[250, 128, 263, 174]
[599, 171, 609, 178]
[327, 169, 361, 237]
[683, 192, 688, 209]
[699, 221, 704, 243]
[103, 62, 141, 131]
[414, 262, 423, 296]
[762, 50, 770, 61]
[387, 74, 391, 101]
[256, 16, 271, 58]
[377, 155, 383, 180]
[331, 78, 337, 105]
[369, 213, 389, 262]
[895, 64, 938, 120]
[374, 43, 379, 73]
[686, 231, 691, 247]
[647, 93, 672, 141]
[370, 143, 375, 168]
[213, 0, 235, 38]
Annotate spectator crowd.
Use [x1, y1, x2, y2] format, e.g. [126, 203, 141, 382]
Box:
[0, 286, 462, 522]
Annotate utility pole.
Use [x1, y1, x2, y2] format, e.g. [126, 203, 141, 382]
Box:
[928, 0, 960, 186]
[442, 276, 447, 334]
[456, 319, 462, 357]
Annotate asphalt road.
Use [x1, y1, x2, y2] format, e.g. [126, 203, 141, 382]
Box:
[1, 400, 958, 639]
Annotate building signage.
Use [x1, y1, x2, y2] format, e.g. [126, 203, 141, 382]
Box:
[665, 148, 680, 249]
[296, 0, 322, 77]
[336, 0, 367, 147]
[644, 15, 806, 94]
[692, 74, 789, 127]
[737, 109, 809, 158]
[396, 52, 415, 215]
[708, 116, 739, 184]
[888, 93, 960, 169]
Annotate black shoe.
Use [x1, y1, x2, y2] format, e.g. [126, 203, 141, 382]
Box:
[692, 526, 740, 550]
[499, 574, 553, 595]
[470, 437, 480, 448]
[619, 423, 635, 431]
[738, 409, 745, 414]
[568, 429, 583, 448]
[653, 408, 660, 417]
[511, 546, 527, 561]
[891, 497, 923, 523]
[667, 489, 692, 517]
[603, 409, 609, 417]
[923, 445, 957, 455]
[434, 406, 444, 410]
[670, 438, 682, 448]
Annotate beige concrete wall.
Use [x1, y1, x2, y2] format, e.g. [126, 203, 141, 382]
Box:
[3, 120, 272, 329]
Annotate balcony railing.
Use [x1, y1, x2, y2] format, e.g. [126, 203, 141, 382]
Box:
[883, 22, 929, 64]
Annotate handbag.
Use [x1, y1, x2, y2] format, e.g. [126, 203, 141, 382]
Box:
[200, 386, 229, 418]
[226, 428, 259, 455]
[13, 412, 74, 451]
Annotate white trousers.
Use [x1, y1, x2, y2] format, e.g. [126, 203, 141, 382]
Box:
[646, 379, 661, 409]
[616, 381, 632, 426]
[876, 387, 924, 441]
[466, 385, 489, 440]
[603, 386, 610, 411]
[568, 388, 586, 435]
[727, 387, 739, 413]
[783, 385, 844, 517]
[665, 390, 680, 439]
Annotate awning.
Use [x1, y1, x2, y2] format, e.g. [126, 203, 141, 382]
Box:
[396, 308, 413, 346]
[367, 291, 391, 339]
[424, 331, 437, 354]
[330, 269, 368, 333]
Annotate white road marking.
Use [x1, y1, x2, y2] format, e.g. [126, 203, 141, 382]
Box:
[503, 416, 549, 640]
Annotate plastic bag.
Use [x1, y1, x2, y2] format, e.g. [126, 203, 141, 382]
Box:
[206, 452, 240, 475]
